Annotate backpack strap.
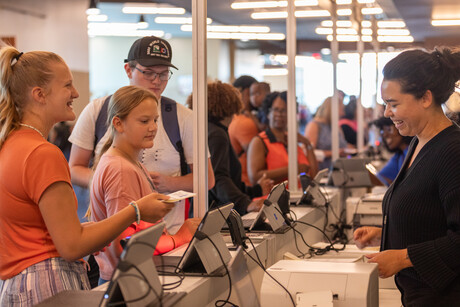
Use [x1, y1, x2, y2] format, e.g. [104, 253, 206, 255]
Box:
[161, 97, 189, 176]
[94, 95, 112, 149]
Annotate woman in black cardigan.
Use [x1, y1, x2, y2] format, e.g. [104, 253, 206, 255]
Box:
[187, 81, 273, 215]
[354, 47, 460, 306]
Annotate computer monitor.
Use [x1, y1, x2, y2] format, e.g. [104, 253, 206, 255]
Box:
[329, 158, 373, 188]
[100, 221, 185, 307]
[228, 247, 261, 307]
[176, 203, 234, 276]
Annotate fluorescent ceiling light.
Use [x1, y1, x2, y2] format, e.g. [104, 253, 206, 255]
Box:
[336, 0, 375, 4]
[154, 17, 213, 24]
[431, 19, 460, 26]
[87, 14, 108, 22]
[251, 11, 287, 19]
[326, 34, 413, 42]
[262, 68, 288, 76]
[316, 27, 357, 35]
[337, 9, 352, 16]
[377, 35, 414, 42]
[181, 25, 271, 33]
[207, 32, 285, 40]
[377, 29, 410, 36]
[88, 29, 164, 37]
[361, 7, 383, 15]
[316, 27, 373, 35]
[86, 8, 100, 15]
[251, 10, 330, 19]
[326, 35, 372, 42]
[122, 3, 186, 15]
[231, 0, 318, 9]
[377, 20, 406, 28]
[320, 20, 352, 27]
[88, 22, 141, 30]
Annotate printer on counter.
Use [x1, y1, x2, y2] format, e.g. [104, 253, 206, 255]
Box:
[260, 260, 378, 307]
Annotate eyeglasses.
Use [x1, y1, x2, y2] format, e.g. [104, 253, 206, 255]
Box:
[270, 107, 287, 115]
[134, 67, 173, 81]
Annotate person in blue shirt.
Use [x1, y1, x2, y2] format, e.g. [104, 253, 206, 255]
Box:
[372, 116, 412, 185]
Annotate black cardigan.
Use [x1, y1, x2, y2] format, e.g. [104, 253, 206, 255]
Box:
[208, 120, 262, 215]
[381, 124, 460, 293]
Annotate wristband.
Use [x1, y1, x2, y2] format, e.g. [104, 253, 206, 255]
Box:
[129, 201, 141, 224]
[171, 236, 176, 249]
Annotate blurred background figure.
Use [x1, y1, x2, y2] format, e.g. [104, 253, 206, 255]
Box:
[304, 96, 348, 169]
[229, 75, 260, 186]
[339, 95, 358, 147]
[247, 91, 318, 186]
[250, 81, 271, 131]
[48, 122, 73, 161]
[371, 117, 412, 186]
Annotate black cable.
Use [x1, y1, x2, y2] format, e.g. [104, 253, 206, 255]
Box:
[244, 238, 296, 307]
[197, 231, 238, 307]
[156, 264, 185, 290]
[292, 226, 307, 258]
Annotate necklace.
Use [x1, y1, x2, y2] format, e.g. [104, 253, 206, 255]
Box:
[112, 146, 157, 191]
[19, 123, 45, 139]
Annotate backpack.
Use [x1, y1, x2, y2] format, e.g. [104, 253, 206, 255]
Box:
[94, 95, 188, 176]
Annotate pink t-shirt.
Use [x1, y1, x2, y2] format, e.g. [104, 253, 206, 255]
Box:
[90, 153, 158, 280]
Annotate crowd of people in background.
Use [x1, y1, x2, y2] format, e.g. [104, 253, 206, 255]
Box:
[1, 35, 460, 307]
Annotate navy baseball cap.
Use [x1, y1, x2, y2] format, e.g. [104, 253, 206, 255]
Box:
[124, 36, 178, 69]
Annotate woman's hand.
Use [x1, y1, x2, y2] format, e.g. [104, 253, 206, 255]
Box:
[353, 226, 382, 249]
[247, 198, 265, 212]
[366, 249, 412, 278]
[136, 193, 174, 223]
[173, 218, 201, 246]
[257, 173, 274, 195]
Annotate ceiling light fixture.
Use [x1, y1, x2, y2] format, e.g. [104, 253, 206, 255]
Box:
[181, 24, 271, 33]
[431, 19, 460, 26]
[377, 20, 406, 28]
[87, 14, 107, 22]
[88, 28, 164, 37]
[122, 3, 186, 15]
[86, 0, 100, 15]
[154, 17, 213, 24]
[251, 10, 330, 19]
[377, 35, 414, 42]
[361, 7, 383, 15]
[231, 0, 318, 9]
[377, 29, 410, 36]
[336, 0, 375, 4]
[137, 14, 148, 29]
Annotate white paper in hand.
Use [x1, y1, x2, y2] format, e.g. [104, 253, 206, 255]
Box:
[163, 190, 196, 203]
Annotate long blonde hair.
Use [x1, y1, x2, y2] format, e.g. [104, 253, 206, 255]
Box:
[0, 46, 64, 149]
[86, 86, 157, 220]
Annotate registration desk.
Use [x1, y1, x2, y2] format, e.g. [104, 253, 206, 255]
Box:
[37, 188, 349, 307]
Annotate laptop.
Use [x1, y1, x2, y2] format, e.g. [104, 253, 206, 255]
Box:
[100, 221, 186, 307]
[156, 203, 234, 276]
[329, 158, 373, 188]
[227, 247, 261, 307]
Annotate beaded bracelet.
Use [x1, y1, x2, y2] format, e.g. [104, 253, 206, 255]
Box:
[129, 201, 141, 224]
